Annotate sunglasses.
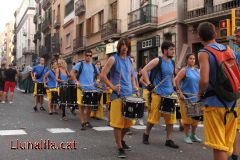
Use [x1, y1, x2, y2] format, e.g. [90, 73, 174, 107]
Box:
[85, 54, 92, 57]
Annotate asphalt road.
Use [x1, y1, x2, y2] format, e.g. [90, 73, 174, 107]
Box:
[0, 89, 212, 160]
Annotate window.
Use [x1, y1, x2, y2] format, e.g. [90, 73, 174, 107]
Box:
[86, 18, 92, 36]
[111, 2, 117, 19]
[65, 0, 74, 17]
[66, 33, 71, 47]
[99, 10, 104, 30]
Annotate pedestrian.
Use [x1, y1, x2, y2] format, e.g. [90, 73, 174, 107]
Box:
[2, 63, 19, 104]
[197, 22, 240, 160]
[174, 53, 202, 144]
[100, 37, 138, 158]
[141, 41, 179, 149]
[0, 62, 7, 102]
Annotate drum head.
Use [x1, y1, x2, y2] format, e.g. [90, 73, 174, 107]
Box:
[124, 96, 145, 102]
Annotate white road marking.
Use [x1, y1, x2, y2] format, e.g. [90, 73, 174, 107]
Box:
[93, 126, 113, 131]
[46, 128, 75, 133]
[131, 125, 146, 130]
[0, 129, 27, 136]
[161, 124, 204, 128]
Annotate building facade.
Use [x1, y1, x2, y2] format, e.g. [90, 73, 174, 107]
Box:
[15, 0, 36, 67]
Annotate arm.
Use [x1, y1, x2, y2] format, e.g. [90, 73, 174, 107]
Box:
[70, 69, 79, 85]
[174, 68, 186, 100]
[55, 69, 64, 83]
[30, 69, 36, 82]
[43, 71, 49, 87]
[198, 51, 210, 96]
[131, 67, 138, 91]
[140, 76, 147, 86]
[100, 56, 116, 90]
[140, 57, 159, 85]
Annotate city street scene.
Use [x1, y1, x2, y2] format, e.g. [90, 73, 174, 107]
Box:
[0, 0, 239, 160]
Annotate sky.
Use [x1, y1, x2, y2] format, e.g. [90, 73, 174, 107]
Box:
[0, 0, 22, 33]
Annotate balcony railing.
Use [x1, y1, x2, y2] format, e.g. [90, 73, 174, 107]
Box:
[23, 47, 35, 55]
[75, 0, 85, 16]
[42, 18, 51, 33]
[73, 36, 85, 50]
[36, 30, 41, 39]
[51, 33, 60, 54]
[185, 0, 240, 21]
[128, 4, 158, 30]
[101, 19, 121, 41]
[42, 0, 52, 10]
[53, 15, 60, 29]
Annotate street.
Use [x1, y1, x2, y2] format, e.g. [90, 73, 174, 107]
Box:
[0, 89, 212, 160]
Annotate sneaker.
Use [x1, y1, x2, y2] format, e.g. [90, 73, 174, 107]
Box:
[179, 126, 184, 132]
[118, 148, 126, 158]
[190, 134, 202, 142]
[9, 101, 13, 104]
[49, 112, 53, 115]
[62, 116, 68, 121]
[81, 123, 87, 131]
[40, 107, 46, 111]
[122, 140, 131, 151]
[138, 119, 144, 126]
[33, 106, 38, 112]
[142, 133, 149, 145]
[1, 101, 5, 104]
[85, 122, 93, 128]
[184, 136, 193, 144]
[165, 140, 179, 149]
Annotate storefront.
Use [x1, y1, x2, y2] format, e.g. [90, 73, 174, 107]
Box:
[137, 35, 160, 69]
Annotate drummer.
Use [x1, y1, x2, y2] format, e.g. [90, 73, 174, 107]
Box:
[70, 50, 99, 131]
[100, 37, 138, 158]
[43, 60, 58, 115]
[174, 53, 202, 144]
[56, 59, 73, 120]
[90, 61, 104, 120]
[31, 57, 48, 112]
[141, 41, 179, 149]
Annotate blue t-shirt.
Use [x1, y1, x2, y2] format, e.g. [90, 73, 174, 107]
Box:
[132, 68, 138, 93]
[202, 43, 237, 108]
[180, 67, 199, 102]
[32, 65, 48, 83]
[153, 58, 174, 96]
[59, 71, 68, 82]
[73, 61, 96, 90]
[110, 54, 133, 100]
[47, 70, 57, 89]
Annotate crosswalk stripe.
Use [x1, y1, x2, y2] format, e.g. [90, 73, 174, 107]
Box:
[131, 125, 146, 130]
[161, 124, 204, 128]
[0, 130, 27, 136]
[46, 128, 75, 133]
[93, 126, 113, 131]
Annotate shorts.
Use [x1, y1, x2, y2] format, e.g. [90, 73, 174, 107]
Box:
[0, 81, 4, 91]
[179, 100, 199, 126]
[4, 81, 15, 93]
[33, 83, 45, 96]
[110, 98, 135, 129]
[147, 93, 176, 125]
[46, 88, 58, 101]
[204, 106, 237, 155]
[143, 89, 149, 108]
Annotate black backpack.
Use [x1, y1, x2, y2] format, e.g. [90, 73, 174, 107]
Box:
[149, 56, 175, 84]
[76, 61, 98, 81]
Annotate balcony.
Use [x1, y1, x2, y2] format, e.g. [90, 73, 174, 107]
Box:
[75, 0, 85, 16]
[101, 19, 121, 41]
[42, 0, 52, 11]
[33, 14, 37, 24]
[53, 15, 61, 29]
[184, 0, 240, 24]
[73, 36, 85, 51]
[23, 47, 35, 55]
[51, 33, 60, 54]
[33, 34, 37, 44]
[36, 30, 41, 39]
[41, 18, 51, 33]
[128, 4, 158, 35]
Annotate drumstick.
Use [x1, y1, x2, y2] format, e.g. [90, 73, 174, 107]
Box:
[182, 92, 198, 96]
[118, 70, 121, 97]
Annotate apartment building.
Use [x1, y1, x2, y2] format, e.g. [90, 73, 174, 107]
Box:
[183, 0, 240, 64]
[15, 0, 36, 67]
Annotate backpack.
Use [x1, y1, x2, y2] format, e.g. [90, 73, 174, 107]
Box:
[149, 56, 175, 84]
[203, 46, 240, 124]
[76, 61, 98, 81]
[203, 46, 240, 102]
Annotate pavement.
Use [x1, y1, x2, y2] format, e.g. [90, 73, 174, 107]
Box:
[0, 89, 212, 160]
